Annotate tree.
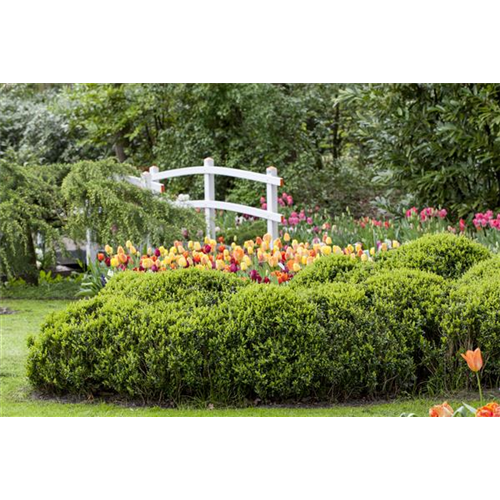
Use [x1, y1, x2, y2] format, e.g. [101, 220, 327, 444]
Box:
[341, 83, 500, 216]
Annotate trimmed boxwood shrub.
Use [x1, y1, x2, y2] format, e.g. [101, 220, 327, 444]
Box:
[210, 284, 327, 401]
[363, 269, 450, 392]
[27, 296, 223, 401]
[457, 255, 500, 285]
[101, 267, 248, 308]
[25, 234, 498, 404]
[289, 253, 372, 288]
[298, 283, 417, 399]
[378, 233, 491, 279]
[441, 275, 500, 389]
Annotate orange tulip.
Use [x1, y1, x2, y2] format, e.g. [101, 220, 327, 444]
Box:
[429, 402, 454, 417]
[461, 348, 483, 372]
[476, 403, 500, 432]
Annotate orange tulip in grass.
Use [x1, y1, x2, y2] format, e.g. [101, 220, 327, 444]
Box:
[476, 403, 500, 432]
[461, 348, 484, 404]
[429, 402, 454, 418]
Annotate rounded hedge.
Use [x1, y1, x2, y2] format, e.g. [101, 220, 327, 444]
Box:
[27, 294, 228, 401]
[377, 233, 491, 279]
[456, 255, 500, 285]
[441, 275, 500, 389]
[363, 268, 450, 391]
[289, 253, 372, 288]
[298, 283, 417, 399]
[25, 234, 499, 404]
[210, 284, 326, 401]
[101, 267, 248, 308]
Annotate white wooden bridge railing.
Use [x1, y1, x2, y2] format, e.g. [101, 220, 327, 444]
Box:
[125, 158, 284, 241]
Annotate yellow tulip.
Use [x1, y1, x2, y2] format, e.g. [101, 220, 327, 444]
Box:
[104, 245, 113, 255]
[188, 240, 194, 250]
[241, 262, 248, 271]
[129, 246, 137, 255]
[392, 240, 400, 248]
[320, 245, 332, 256]
[142, 257, 153, 269]
[284, 233, 291, 242]
[125, 240, 132, 248]
[370, 247, 376, 256]
[216, 259, 225, 270]
[293, 262, 301, 272]
[325, 236, 332, 245]
[110, 257, 119, 267]
[177, 255, 188, 268]
[360, 253, 368, 262]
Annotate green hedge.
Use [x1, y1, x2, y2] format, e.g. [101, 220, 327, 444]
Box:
[441, 275, 500, 389]
[26, 235, 500, 404]
[290, 253, 372, 288]
[457, 255, 500, 285]
[378, 233, 491, 279]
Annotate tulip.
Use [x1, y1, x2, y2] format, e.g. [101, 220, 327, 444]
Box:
[476, 403, 500, 432]
[118, 253, 128, 264]
[104, 245, 113, 255]
[97, 253, 105, 262]
[283, 232, 291, 242]
[461, 348, 484, 403]
[429, 402, 454, 417]
[320, 245, 332, 256]
[110, 257, 119, 267]
[177, 256, 188, 268]
[142, 258, 153, 269]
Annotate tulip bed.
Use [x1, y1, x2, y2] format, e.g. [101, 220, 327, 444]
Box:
[27, 233, 500, 406]
[91, 234, 399, 290]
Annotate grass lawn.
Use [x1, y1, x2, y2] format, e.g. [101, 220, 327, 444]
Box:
[0, 299, 486, 417]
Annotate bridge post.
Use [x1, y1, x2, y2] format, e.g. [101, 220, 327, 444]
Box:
[266, 166, 279, 244]
[204, 158, 216, 239]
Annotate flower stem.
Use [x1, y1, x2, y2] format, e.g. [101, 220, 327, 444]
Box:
[476, 371, 483, 406]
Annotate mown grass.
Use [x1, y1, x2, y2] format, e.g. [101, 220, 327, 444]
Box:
[0, 299, 489, 417]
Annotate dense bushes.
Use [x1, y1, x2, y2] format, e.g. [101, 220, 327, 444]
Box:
[27, 234, 500, 404]
[290, 253, 371, 288]
[442, 276, 500, 389]
[378, 233, 491, 279]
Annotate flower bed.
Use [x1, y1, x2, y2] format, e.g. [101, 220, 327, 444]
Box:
[94, 234, 399, 286]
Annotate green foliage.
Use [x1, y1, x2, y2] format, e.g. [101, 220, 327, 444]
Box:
[60, 159, 203, 246]
[210, 285, 325, 401]
[457, 255, 500, 285]
[363, 269, 449, 392]
[0, 84, 100, 164]
[299, 283, 418, 399]
[0, 160, 63, 282]
[378, 233, 491, 279]
[0, 159, 203, 280]
[0, 273, 82, 300]
[289, 253, 371, 288]
[100, 268, 248, 308]
[442, 276, 500, 389]
[341, 83, 500, 215]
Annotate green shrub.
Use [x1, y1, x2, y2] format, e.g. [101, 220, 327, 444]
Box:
[289, 253, 372, 288]
[27, 295, 220, 401]
[100, 267, 248, 308]
[363, 269, 450, 392]
[210, 285, 326, 401]
[457, 255, 500, 285]
[378, 233, 491, 279]
[441, 275, 500, 389]
[298, 282, 417, 399]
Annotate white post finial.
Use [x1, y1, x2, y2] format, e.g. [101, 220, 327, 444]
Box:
[266, 166, 279, 245]
[204, 157, 216, 239]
